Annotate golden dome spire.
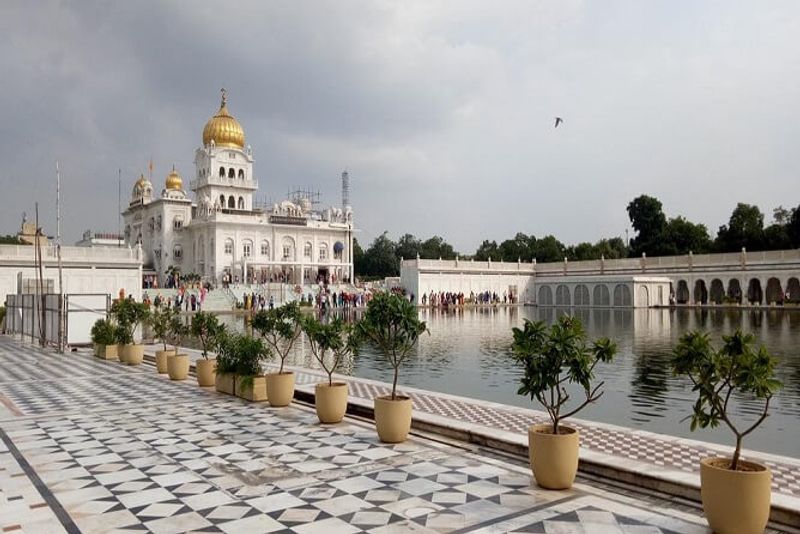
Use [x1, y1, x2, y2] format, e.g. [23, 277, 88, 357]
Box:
[202, 88, 245, 148]
[165, 165, 183, 190]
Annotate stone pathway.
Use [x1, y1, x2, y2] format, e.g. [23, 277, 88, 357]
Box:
[0, 336, 739, 533]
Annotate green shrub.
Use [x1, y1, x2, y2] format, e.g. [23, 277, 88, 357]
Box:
[90, 319, 117, 346]
[302, 315, 359, 387]
[511, 315, 617, 434]
[672, 330, 782, 470]
[191, 312, 224, 359]
[111, 299, 150, 345]
[354, 292, 427, 399]
[252, 302, 303, 373]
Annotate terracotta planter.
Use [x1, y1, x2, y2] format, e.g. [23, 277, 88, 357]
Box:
[700, 457, 771, 534]
[528, 424, 579, 490]
[121, 344, 144, 366]
[237, 376, 267, 402]
[117, 344, 128, 364]
[315, 382, 348, 423]
[265, 372, 295, 407]
[155, 349, 173, 374]
[374, 395, 412, 443]
[215, 373, 236, 395]
[167, 353, 190, 380]
[103, 344, 118, 361]
[196, 359, 216, 387]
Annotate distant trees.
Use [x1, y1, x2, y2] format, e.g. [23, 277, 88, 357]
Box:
[353, 198, 800, 279]
[0, 235, 27, 245]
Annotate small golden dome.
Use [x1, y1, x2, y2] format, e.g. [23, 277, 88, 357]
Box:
[165, 167, 183, 190]
[202, 89, 245, 149]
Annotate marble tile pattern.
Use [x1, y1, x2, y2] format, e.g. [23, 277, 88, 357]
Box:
[0, 336, 727, 533]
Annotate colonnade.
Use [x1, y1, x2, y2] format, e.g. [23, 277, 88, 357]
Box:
[674, 275, 800, 305]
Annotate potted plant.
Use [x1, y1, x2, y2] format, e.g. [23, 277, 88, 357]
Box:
[672, 330, 781, 534]
[90, 318, 118, 360]
[354, 292, 427, 443]
[111, 299, 150, 365]
[191, 312, 223, 387]
[214, 329, 238, 395]
[234, 334, 268, 402]
[252, 302, 303, 407]
[165, 313, 190, 380]
[302, 315, 358, 423]
[511, 315, 617, 489]
[148, 305, 177, 373]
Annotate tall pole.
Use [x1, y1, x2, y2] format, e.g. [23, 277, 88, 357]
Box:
[35, 203, 46, 347]
[118, 169, 122, 247]
[56, 162, 64, 353]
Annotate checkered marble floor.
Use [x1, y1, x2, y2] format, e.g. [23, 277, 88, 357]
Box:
[0, 336, 733, 533]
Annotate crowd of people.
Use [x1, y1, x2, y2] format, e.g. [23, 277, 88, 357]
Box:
[420, 290, 516, 307]
[141, 285, 208, 312]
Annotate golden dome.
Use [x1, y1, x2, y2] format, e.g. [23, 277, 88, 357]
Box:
[135, 174, 148, 187]
[202, 89, 245, 148]
[165, 167, 183, 190]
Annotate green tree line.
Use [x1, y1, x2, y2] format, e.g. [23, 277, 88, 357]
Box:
[353, 195, 800, 279]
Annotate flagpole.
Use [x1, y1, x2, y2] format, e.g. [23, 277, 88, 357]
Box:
[56, 161, 64, 353]
[118, 169, 122, 247]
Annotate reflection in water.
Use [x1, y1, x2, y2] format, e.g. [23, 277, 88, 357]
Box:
[219, 307, 800, 458]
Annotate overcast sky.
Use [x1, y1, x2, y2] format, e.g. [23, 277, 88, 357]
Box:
[1, 1, 798, 253]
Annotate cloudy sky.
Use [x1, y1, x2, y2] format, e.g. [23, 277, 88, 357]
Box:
[1, 1, 798, 253]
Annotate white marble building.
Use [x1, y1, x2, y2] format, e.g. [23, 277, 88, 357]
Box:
[123, 91, 354, 287]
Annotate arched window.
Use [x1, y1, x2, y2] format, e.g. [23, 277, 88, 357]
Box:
[228, 168, 235, 178]
[156, 215, 162, 230]
[613, 284, 632, 306]
[173, 216, 183, 229]
[228, 196, 235, 209]
[538, 286, 553, 306]
[555, 285, 570, 306]
[574, 285, 590, 307]
[304, 242, 312, 259]
[260, 240, 270, 257]
[219, 166, 225, 177]
[219, 194, 225, 207]
[237, 197, 244, 209]
[593, 285, 610, 306]
[282, 237, 295, 261]
[224, 238, 234, 255]
[319, 243, 328, 261]
[238, 169, 244, 179]
[173, 244, 183, 262]
[242, 239, 252, 258]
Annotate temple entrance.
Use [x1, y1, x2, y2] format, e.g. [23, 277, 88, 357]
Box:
[317, 268, 330, 284]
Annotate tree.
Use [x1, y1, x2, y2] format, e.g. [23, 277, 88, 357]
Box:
[190, 312, 224, 359]
[419, 235, 457, 260]
[773, 206, 792, 226]
[715, 203, 765, 252]
[533, 235, 566, 263]
[594, 237, 628, 259]
[789, 205, 800, 248]
[395, 233, 420, 261]
[361, 232, 398, 278]
[627, 195, 667, 256]
[353, 237, 366, 275]
[251, 302, 304, 374]
[474, 240, 499, 261]
[0, 235, 27, 245]
[498, 233, 535, 262]
[662, 216, 712, 255]
[511, 316, 617, 434]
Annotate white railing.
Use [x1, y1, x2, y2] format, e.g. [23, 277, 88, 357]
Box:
[0, 244, 140, 263]
[189, 176, 258, 190]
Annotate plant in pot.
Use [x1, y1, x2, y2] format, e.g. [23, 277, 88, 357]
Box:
[214, 329, 237, 395]
[302, 315, 359, 424]
[252, 302, 303, 407]
[148, 305, 178, 373]
[511, 315, 617, 490]
[111, 299, 150, 365]
[191, 312, 223, 387]
[234, 334, 268, 402]
[165, 313, 190, 381]
[672, 330, 781, 534]
[90, 318, 118, 360]
[354, 292, 427, 443]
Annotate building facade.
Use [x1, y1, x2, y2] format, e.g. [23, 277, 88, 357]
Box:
[122, 91, 354, 287]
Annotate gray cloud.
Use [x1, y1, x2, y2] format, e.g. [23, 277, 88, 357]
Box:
[1, 1, 798, 253]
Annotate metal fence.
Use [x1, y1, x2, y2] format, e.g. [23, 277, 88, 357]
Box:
[4, 293, 110, 347]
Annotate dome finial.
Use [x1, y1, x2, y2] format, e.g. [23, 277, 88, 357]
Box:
[220, 87, 227, 108]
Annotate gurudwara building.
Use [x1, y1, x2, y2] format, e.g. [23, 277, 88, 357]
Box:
[123, 91, 354, 287]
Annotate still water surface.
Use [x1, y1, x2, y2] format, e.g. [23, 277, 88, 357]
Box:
[223, 307, 800, 458]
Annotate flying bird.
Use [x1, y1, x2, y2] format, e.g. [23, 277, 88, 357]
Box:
[554, 117, 563, 128]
